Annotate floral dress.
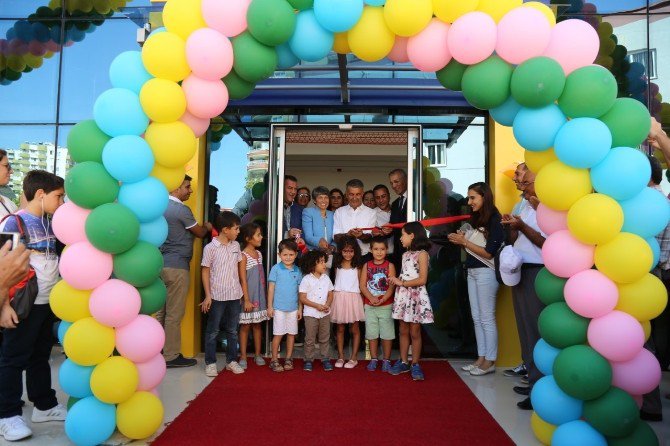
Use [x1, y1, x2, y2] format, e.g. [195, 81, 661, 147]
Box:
[392, 250, 434, 324]
[239, 250, 269, 324]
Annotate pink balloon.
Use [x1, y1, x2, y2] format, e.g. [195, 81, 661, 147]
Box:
[180, 110, 210, 138]
[536, 203, 567, 235]
[182, 75, 229, 119]
[564, 269, 618, 318]
[45, 40, 61, 52]
[52, 202, 91, 245]
[89, 279, 141, 328]
[116, 315, 165, 363]
[387, 37, 409, 63]
[542, 19, 599, 75]
[542, 230, 594, 278]
[611, 348, 662, 396]
[588, 311, 645, 362]
[201, 0, 251, 38]
[28, 41, 47, 56]
[407, 19, 451, 72]
[59, 241, 113, 290]
[149, 388, 161, 398]
[447, 12, 497, 65]
[135, 353, 167, 391]
[186, 28, 234, 81]
[496, 7, 551, 65]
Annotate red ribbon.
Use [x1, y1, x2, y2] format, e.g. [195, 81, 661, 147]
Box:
[358, 215, 471, 230]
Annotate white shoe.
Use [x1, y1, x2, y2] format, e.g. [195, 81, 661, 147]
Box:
[205, 363, 218, 377]
[470, 365, 496, 376]
[0, 416, 33, 441]
[31, 404, 66, 423]
[225, 361, 245, 374]
[461, 363, 478, 372]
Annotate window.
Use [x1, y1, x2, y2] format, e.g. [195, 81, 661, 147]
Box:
[627, 48, 657, 79]
[426, 143, 446, 166]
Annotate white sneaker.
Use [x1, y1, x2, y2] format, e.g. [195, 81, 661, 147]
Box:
[225, 361, 245, 374]
[205, 363, 218, 377]
[0, 416, 32, 441]
[31, 404, 66, 423]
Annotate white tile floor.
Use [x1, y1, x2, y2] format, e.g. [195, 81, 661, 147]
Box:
[12, 352, 670, 445]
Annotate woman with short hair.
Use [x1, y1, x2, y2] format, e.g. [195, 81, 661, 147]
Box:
[302, 186, 335, 253]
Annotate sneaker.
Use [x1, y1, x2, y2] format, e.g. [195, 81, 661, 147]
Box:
[503, 363, 526, 378]
[225, 361, 245, 374]
[166, 354, 197, 368]
[238, 359, 248, 370]
[254, 356, 266, 366]
[0, 416, 32, 441]
[367, 359, 379, 371]
[205, 363, 218, 377]
[470, 365, 496, 376]
[410, 364, 425, 381]
[31, 404, 66, 423]
[517, 397, 533, 410]
[322, 359, 334, 371]
[520, 375, 529, 385]
[381, 359, 392, 373]
[303, 361, 313, 372]
[389, 360, 411, 375]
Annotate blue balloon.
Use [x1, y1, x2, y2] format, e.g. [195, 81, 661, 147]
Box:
[554, 118, 612, 168]
[210, 141, 221, 152]
[647, 236, 660, 268]
[118, 177, 169, 223]
[276, 43, 299, 70]
[490, 96, 523, 127]
[619, 187, 670, 238]
[68, 27, 86, 42]
[58, 320, 72, 344]
[102, 135, 155, 183]
[289, 10, 334, 63]
[109, 51, 152, 94]
[590, 147, 651, 201]
[5, 28, 16, 41]
[513, 104, 566, 152]
[531, 375, 583, 426]
[552, 420, 607, 446]
[32, 23, 51, 42]
[533, 338, 561, 376]
[59, 359, 94, 399]
[93, 88, 149, 137]
[314, 0, 364, 33]
[139, 216, 169, 247]
[50, 25, 62, 43]
[14, 20, 33, 41]
[365, 0, 385, 4]
[65, 397, 116, 446]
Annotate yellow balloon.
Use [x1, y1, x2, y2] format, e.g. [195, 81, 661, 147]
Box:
[535, 160, 592, 211]
[162, 0, 206, 40]
[567, 193, 623, 245]
[91, 357, 139, 404]
[141, 32, 190, 82]
[24, 54, 44, 69]
[63, 317, 115, 366]
[117, 392, 164, 440]
[522, 1, 556, 26]
[348, 7, 395, 62]
[384, 0, 433, 37]
[594, 233, 653, 284]
[50, 280, 92, 322]
[333, 32, 350, 55]
[641, 319, 651, 341]
[139, 79, 187, 124]
[151, 165, 186, 192]
[433, 0, 479, 23]
[616, 273, 668, 321]
[530, 411, 556, 446]
[7, 55, 26, 72]
[477, 0, 522, 22]
[145, 121, 197, 168]
[524, 148, 558, 174]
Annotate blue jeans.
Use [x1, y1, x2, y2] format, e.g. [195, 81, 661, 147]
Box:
[467, 267, 499, 361]
[205, 300, 241, 365]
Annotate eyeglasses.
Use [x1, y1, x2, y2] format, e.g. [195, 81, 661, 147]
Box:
[298, 193, 309, 198]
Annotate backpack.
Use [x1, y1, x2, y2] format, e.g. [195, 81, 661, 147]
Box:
[1, 213, 38, 321]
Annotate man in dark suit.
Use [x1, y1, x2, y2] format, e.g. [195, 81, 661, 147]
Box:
[385, 169, 408, 269]
[282, 175, 304, 242]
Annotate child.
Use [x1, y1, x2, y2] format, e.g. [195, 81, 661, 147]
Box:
[359, 237, 396, 372]
[201, 211, 244, 377]
[237, 223, 269, 369]
[0, 170, 65, 442]
[330, 235, 365, 369]
[267, 239, 303, 372]
[389, 222, 434, 381]
[298, 250, 334, 372]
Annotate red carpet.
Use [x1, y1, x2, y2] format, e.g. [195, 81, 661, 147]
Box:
[153, 360, 514, 446]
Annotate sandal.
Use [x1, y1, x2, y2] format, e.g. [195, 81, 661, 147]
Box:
[344, 360, 358, 369]
[269, 360, 284, 373]
[335, 359, 345, 368]
[283, 358, 294, 371]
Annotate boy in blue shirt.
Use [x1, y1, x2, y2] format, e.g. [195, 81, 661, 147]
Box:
[267, 239, 302, 372]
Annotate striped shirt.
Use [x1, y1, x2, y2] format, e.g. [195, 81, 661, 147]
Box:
[201, 238, 243, 301]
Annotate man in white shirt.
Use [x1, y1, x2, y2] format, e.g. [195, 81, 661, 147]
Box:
[333, 179, 378, 257]
[372, 184, 394, 255]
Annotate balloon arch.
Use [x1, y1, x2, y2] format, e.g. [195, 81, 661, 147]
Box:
[50, 0, 667, 445]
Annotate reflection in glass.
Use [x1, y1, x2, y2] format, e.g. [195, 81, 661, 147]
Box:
[0, 0, 62, 19]
[0, 125, 56, 197]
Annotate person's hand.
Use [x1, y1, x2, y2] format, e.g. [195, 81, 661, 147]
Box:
[447, 232, 466, 246]
[0, 305, 18, 329]
[368, 295, 380, 306]
[288, 228, 302, 238]
[243, 300, 253, 312]
[200, 296, 212, 313]
[648, 117, 666, 149]
[389, 276, 403, 287]
[318, 238, 330, 250]
[381, 226, 393, 235]
[204, 222, 213, 232]
[267, 307, 274, 318]
[297, 310, 303, 321]
[0, 242, 30, 292]
[501, 214, 523, 230]
[349, 228, 363, 238]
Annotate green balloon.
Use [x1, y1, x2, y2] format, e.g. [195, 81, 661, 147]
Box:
[287, 0, 313, 9]
[511, 57, 566, 108]
[251, 181, 266, 200]
[113, 241, 164, 288]
[65, 161, 119, 209]
[67, 120, 110, 163]
[552, 345, 612, 401]
[247, 0, 296, 47]
[607, 421, 659, 446]
[558, 65, 618, 118]
[599, 98, 651, 148]
[223, 69, 256, 100]
[534, 267, 566, 305]
[138, 279, 167, 315]
[538, 302, 589, 349]
[436, 60, 468, 91]
[461, 56, 513, 110]
[583, 387, 640, 438]
[85, 203, 140, 254]
[232, 32, 278, 84]
[67, 396, 80, 411]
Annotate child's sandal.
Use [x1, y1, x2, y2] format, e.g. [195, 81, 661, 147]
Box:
[269, 360, 284, 372]
[283, 358, 294, 371]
